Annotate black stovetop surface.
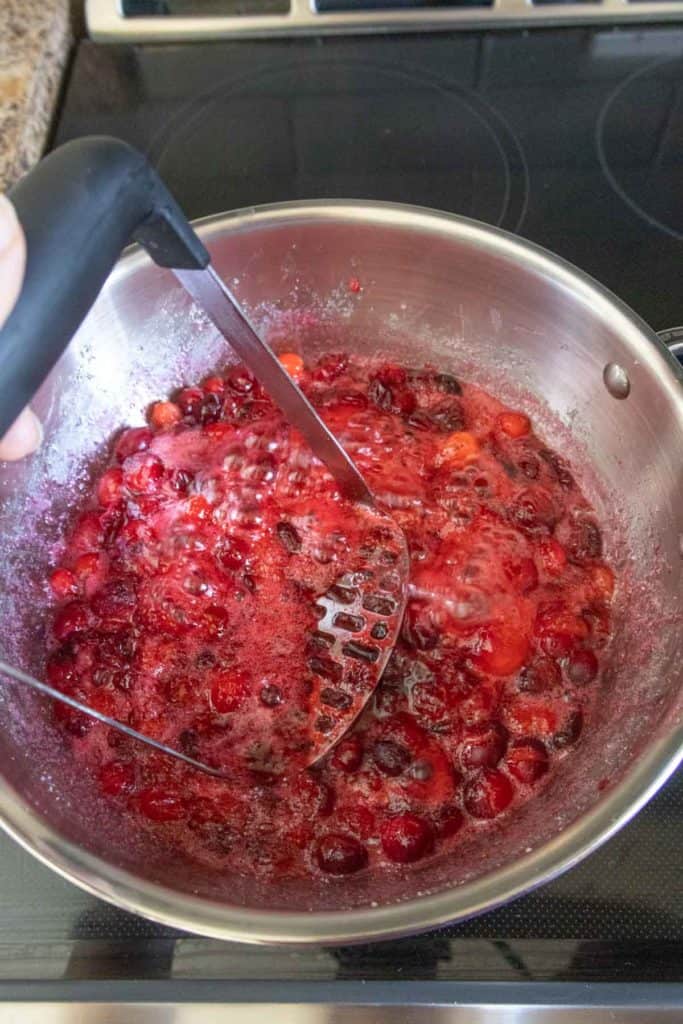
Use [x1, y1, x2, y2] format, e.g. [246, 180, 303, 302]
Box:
[2, 23, 681, 990]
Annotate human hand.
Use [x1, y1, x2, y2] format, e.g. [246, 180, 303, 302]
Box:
[0, 194, 42, 460]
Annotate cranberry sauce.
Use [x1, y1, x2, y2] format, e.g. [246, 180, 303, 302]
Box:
[45, 353, 614, 878]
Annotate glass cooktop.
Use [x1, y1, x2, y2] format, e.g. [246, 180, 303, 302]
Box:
[1, 22, 681, 1001]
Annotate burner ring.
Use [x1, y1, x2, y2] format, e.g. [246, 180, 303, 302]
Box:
[595, 54, 683, 243]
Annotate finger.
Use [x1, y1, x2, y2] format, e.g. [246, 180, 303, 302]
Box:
[0, 407, 42, 461]
[0, 194, 26, 328]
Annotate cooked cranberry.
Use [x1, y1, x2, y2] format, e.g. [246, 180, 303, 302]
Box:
[123, 452, 165, 494]
[429, 399, 464, 433]
[372, 739, 411, 776]
[137, 788, 185, 822]
[553, 708, 584, 748]
[97, 467, 124, 507]
[176, 387, 204, 419]
[300, 774, 335, 817]
[316, 833, 367, 875]
[497, 411, 530, 438]
[460, 721, 508, 771]
[436, 806, 465, 838]
[566, 648, 599, 684]
[433, 372, 462, 395]
[505, 557, 539, 595]
[260, 683, 283, 707]
[504, 698, 557, 737]
[169, 468, 194, 494]
[226, 366, 256, 395]
[331, 734, 364, 773]
[508, 488, 558, 534]
[518, 657, 562, 693]
[567, 519, 603, 565]
[380, 814, 434, 863]
[98, 760, 135, 796]
[53, 602, 91, 640]
[539, 449, 574, 489]
[464, 769, 514, 819]
[312, 352, 349, 383]
[218, 536, 249, 572]
[276, 521, 301, 553]
[149, 401, 182, 430]
[50, 568, 77, 600]
[114, 427, 152, 462]
[518, 454, 540, 479]
[203, 375, 225, 394]
[506, 738, 549, 783]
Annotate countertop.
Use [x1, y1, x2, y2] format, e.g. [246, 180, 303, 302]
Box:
[0, 0, 72, 192]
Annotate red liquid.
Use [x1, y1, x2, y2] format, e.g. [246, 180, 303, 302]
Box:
[46, 355, 614, 878]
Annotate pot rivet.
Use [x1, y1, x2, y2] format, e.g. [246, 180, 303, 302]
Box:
[603, 363, 630, 399]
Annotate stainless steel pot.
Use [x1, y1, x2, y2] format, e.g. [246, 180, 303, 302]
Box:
[0, 201, 680, 944]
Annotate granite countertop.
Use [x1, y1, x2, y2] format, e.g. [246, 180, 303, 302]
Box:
[0, 0, 72, 192]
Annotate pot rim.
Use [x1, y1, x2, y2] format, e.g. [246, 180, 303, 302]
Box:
[2, 199, 681, 945]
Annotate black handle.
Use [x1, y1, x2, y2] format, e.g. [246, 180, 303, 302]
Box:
[0, 136, 209, 438]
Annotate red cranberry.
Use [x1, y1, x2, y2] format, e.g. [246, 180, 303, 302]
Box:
[331, 734, 364, 773]
[506, 738, 549, 783]
[504, 557, 539, 595]
[508, 488, 558, 534]
[436, 806, 465, 838]
[429, 399, 465, 434]
[53, 602, 92, 640]
[372, 739, 411, 777]
[226, 366, 256, 395]
[97, 467, 124, 507]
[553, 708, 584, 748]
[123, 452, 165, 494]
[199, 392, 222, 424]
[276, 521, 302, 554]
[380, 813, 434, 864]
[176, 387, 204, 419]
[566, 648, 599, 685]
[98, 760, 135, 796]
[300, 774, 335, 817]
[137, 788, 185, 822]
[71, 511, 105, 552]
[49, 568, 77, 600]
[316, 833, 367, 875]
[115, 427, 152, 462]
[218, 536, 249, 572]
[54, 703, 91, 737]
[312, 352, 349, 383]
[260, 683, 283, 707]
[518, 657, 562, 693]
[433, 372, 462, 395]
[539, 449, 574, 489]
[567, 518, 603, 565]
[460, 721, 508, 771]
[337, 805, 376, 839]
[211, 669, 249, 713]
[46, 647, 76, 687]
[149, 400, 182, 430]
[464, 769, 514, 819]
[203, 375, 225, 394]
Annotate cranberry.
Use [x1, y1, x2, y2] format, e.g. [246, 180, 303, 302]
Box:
[566, 648, 599, 685]
[567, 519, 603, 564]
[203, 376, 225, 394]
[176, 387, 204, 419]
[211, 669, 249, 713]
[276, 521, 301, 553]
[539, 538, 567, 576]
[98, 760, 135, 796]
[218, 536, 249, 572]
[46, 647, 76, 687]
[539, 449, 574, 489]
[226, 367, 256, 395]
[53, 602, 91, 640]
[137, 788, 185, 822]
[518, 454, 540, 480]
[436, 806, 465, 838]
[71, 511, 105, 552]
[460, 721, 508, 771]
[331, 734, 364, 773]
[411, 680, 454, 731]
[348, 277, 362, 294]
[472, 622, 530, 677]
[199, 392, 222, 425]
[312, 352, 349, 383]
[433, 372, 462, 395]
[372, 739, 411, 776]
[50, 568, 77, 600]
[74, 552, 102, 581]
[368, 366, 416, 417]
[380, 813, 434, 863]
[506, 739, 549, 783]
[429, 399, 465, 433]
[504, 557, 539, 595]
[508, 488, 558, 535]
[149, 401, 182, 430]
[123, 452, 165, 494]
[518, 657, 562, 693]
[300, 774, 335, 817]
[260, 683, 283, 707]
[497, 411, 530, 438]
[464, 769, 514, 819]
[169, 468, 194, 494]
[114, 427, 152, 462]
[504, 699, 557, 737]
[97, 467, 124, 507]
[553, 708, 584, 748]
[316, 833, 367, 875]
